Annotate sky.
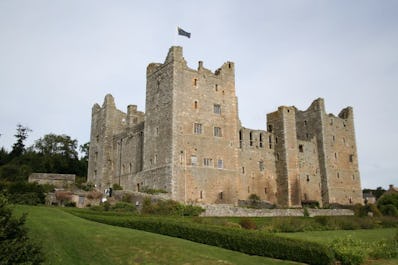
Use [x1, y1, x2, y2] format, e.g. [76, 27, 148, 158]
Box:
[0, 0, 397, 189]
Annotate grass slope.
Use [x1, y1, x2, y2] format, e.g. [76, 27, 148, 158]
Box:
[278, 228, 398, 265]
[14, 205, 302, 265]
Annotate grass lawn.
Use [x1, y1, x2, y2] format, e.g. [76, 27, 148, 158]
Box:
[277, 228, 397, 243]
[14, 205, 302, 265]
[278, 228, 398, 265]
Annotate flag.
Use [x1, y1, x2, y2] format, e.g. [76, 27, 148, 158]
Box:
[177, 27, 191, 38]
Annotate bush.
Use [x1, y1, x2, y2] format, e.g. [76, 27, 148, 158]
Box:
[0, 194, 44, 264]
[141, 199, 204, 216]
[112, 202, 137, 213]
[2, 182, 46, 205]
[64, 201, 76, 207]
[112, 183, 123, 190]
[330, 236, 367, 265]
[239, 218, 257, 230]
[380, 204, 398, 217]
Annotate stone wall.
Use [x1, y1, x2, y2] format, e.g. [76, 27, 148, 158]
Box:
[28, 173, 75, 188]
[201, 204, 354, 217]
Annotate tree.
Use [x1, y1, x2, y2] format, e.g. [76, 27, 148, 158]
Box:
[34, 134, 78, 159]
[0, 194, 43, 264]
[0, 147, 9, 166]
[79, 142, 89, 161]
[9, 124, 32, 158]
[377, 193, 398, 216]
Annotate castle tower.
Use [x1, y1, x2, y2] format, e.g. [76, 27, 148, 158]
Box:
[87, 94, 127, 189]
[267, 106, 301, 207]
[141, 46, 240, 203]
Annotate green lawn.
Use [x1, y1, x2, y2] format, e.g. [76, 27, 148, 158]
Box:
[277, 228, 397, 244]
[14, 205, 302, 265]
[277, 228, 398, 265]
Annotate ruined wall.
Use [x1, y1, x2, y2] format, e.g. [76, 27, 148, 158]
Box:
[238, 127, 277, 203]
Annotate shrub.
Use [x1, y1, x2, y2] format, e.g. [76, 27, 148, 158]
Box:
[112, 183, 123, 190]
[0, 194, 44, 264]
[121, 193, 133, 203]
[380, 204, 398, 217]
[140, 186, 167, 194]
[112, 202, 137, 213]
[239, 218, 257, 230]
[4, 182, 46, 205]
[141, 198, 204, 216]
[330, 236, 367, 265]
[64, 201, 76, 207]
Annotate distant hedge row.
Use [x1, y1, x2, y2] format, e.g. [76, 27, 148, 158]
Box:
[69, 211, 335, 265]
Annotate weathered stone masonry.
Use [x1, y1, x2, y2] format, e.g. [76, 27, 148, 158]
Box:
[88, 46, 362, 207]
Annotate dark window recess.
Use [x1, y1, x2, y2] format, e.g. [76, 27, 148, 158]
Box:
[259, 133, 263, 147]
[268, 124, 273, 132]
[349, 154, 354, 162]
[249, 132, 253, 146]
[239, 130, 243, 148]
[219, 192, 223, 200]
[306, 175, 310, 182]
[299, 145, 304, 153]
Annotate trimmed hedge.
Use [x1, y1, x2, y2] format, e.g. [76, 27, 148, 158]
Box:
[69, 211, 335, 265]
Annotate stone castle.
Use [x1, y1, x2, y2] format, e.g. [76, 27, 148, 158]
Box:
[87, 46, 362, 207]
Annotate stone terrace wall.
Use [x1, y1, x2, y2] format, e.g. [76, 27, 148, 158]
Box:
[201, 204, 354, 217]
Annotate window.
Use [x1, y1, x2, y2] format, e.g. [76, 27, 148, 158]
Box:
[306, 175, 310, 182]
[217, 159, 223, 169]
[304, 120, 307, 126]
[259, 161, 264, 171]
[193, 78, 197, 86]
[268, 124, 273, 132]
[242, 167, 245, 173]
[200, 190, 203, 199]
[213, 104, 221, 114]
[349, 154, 354, 162]
[276, 153, 280, 160]
[194, 123, 202, 134]
[275, 137, 278, 144]
[259, 133, 263, 147]
[194, 101, 198, 109]
[249, 131, 253, 146]
[239, 130, 242, 148]
[156, 127, 159, 136]
[214, 127, 222, 137]
[264, 187, 267, 194]
[191, 155, 197, 166]
[203, 158, 212, 167]
[219, 191, 223, 200]
[299, 145, 303, 153]
[154, 154, 157, 164]
[215, 84, 218, 91]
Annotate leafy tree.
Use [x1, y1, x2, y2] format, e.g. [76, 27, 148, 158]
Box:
[377, 193, 398, 216]
[34, 134, 78, 159]
[9, 124, 32, 158]
[363, 187, 386, 200]
[0, 194, 44, 264]
[79, 142, 89, 161]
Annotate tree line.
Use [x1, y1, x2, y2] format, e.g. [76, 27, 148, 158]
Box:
[0, 124, 89, 182]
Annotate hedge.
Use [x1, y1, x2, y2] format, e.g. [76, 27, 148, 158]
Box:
[70, 211, 335, 265]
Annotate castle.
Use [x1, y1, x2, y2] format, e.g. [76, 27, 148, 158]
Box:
[87, 46, 363, 207]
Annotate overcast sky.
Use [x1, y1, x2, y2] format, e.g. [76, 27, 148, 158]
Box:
[0, 0, 397, 189]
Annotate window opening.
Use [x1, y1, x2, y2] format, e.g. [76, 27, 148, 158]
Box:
[259, 133, 263, 147]
[217, 159, 223, 169]
[249, 131, 253, 146]
[239, 130, 242, 148]
[194, 101, 198, 109]
[191, 155, 197, 166]
[203, 158, 212, 167]
[299, 145, 304, 153]
[214, 127, 222, 137]
[194, 123, 202, 134]
[213, 104, 221, 114]
[259, 160, 264, 171]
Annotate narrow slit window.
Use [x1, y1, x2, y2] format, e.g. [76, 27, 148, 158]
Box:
[299, 145, 304, 153]
[194, 123, 202, 134]
[249, 131, 253, 146]
[214, 127, 222, 137]
[259, 133, 263, 147]
[213, 104, 221, 114]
